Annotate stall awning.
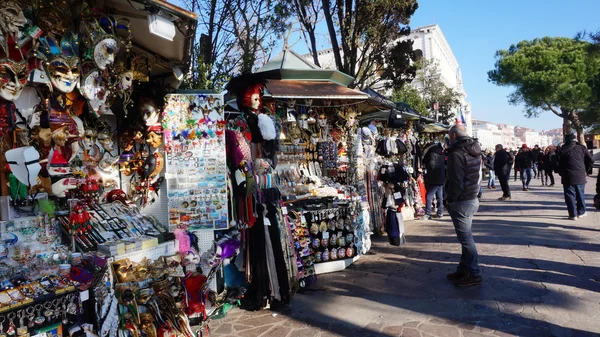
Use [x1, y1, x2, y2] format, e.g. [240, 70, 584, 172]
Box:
[264, 80, 369, 100]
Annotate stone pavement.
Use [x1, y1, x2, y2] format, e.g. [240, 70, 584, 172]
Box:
[207, 177, 600, 337]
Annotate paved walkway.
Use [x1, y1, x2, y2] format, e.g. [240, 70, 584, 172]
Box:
[208, 177, 600, 337]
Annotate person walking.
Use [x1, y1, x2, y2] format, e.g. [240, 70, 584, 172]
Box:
[494, 144, 513, 200]
[532, 144, 542, 179]
[513, 149, 520, 182]
[484, 152, 496, 189]
[445, 124, 482, 287]
[517, 144, 534, 191]
[423, 142, 445, 220]
[556, 134, 593, 220]
[541, 146, 556, 187]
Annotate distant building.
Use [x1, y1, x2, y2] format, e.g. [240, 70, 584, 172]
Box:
[472, 120, 502, 151]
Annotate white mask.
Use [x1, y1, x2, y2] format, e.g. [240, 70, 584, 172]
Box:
[93, 38, 118, 70]
[249, 93, 261, 110]
[119, 71, 134, 91]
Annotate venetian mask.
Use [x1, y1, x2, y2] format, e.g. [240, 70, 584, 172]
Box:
[346, 112, 357, 126]
[0, 1, 27, 38]
[142, 100, 160, 127]
[98, 130, 114, 152]
[115, 54, 149, 93]
[82, 15, 132, 70]
[37, 33, 80, 94]
[146, 131, 162, 148]
[80, 62, 109, 115]
[298, 114, 308, 130]
[0, 60, 28, 101]
[119, 71, 134, 91]
[317, 113, 327, 128]
[83, 128, 98, 150]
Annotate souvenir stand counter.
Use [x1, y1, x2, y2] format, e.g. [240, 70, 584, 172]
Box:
[0, 1, 241, 337]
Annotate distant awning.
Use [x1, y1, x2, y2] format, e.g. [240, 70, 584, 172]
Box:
[264, 80, 369, 100]
[422, 123, 449, 133]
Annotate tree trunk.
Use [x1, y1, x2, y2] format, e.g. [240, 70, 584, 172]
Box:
[569, 111, 586, 145]
[322, 0, 343, 70]
[308, 30, 321, 67]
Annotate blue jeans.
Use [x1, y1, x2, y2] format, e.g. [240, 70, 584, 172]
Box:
[521, 168, 532, 188]
[563, 184, 586, 218]
[487, 169, 495, 188]
[426, 185, 444, 216]
[448, 199, 480, 276]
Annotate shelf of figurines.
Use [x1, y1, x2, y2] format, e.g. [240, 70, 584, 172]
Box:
[54, 201, 171, 256]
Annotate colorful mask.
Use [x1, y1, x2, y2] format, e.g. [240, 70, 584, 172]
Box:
[146, 131, 162, 148]
[82, 15, 132, 70]
[0, 40, 31, 102]
[37, 32, 80, 93]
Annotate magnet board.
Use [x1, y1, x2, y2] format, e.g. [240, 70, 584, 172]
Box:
[163, 94, 228, 231]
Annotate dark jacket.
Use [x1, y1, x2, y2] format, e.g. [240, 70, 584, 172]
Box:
[541, 151, 557, 171]
[445, 137, 482, 204]
[516, 149, 534, 169]
[493, 149, 513, 176]
[423, 143, 446, 186]
[532, 148, 542, 163]
[556, 142, 593, 185]
[484, 154, 495, 170]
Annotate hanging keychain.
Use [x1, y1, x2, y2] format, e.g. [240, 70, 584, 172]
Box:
[0, 315, 7, 337]
[6, 312, 16, 336]
[16, 310, 26, 337]
[25, 307, 34, 328]
[34, 305, 45, 325]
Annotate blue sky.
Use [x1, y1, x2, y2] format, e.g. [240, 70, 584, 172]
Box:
[280, 0, 600, 132]
[406, 0, 600, 132]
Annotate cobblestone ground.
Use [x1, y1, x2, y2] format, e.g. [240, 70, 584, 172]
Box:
[207, 178, 600, 337]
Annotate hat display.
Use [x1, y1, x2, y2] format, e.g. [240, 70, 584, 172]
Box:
[5, 146, 41, 187]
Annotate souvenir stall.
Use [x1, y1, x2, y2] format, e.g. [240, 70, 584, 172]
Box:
[358, 105, 437, 242]
[0, 1, 242, 337]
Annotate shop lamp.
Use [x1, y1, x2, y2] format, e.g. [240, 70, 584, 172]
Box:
[148, 14, 176, 41]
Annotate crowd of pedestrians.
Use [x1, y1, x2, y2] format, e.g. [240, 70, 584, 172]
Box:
[419, 129, 595, 288]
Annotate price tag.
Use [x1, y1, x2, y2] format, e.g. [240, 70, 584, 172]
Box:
[282, 207, 288, 215]
[264, 217, 272, 226]
[80, 290, 89, 302]
[301, 215, 307, 224]
[394, 192, 403, 199]
[322, 232, 330, 240]
[380, 168, 387, 174]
